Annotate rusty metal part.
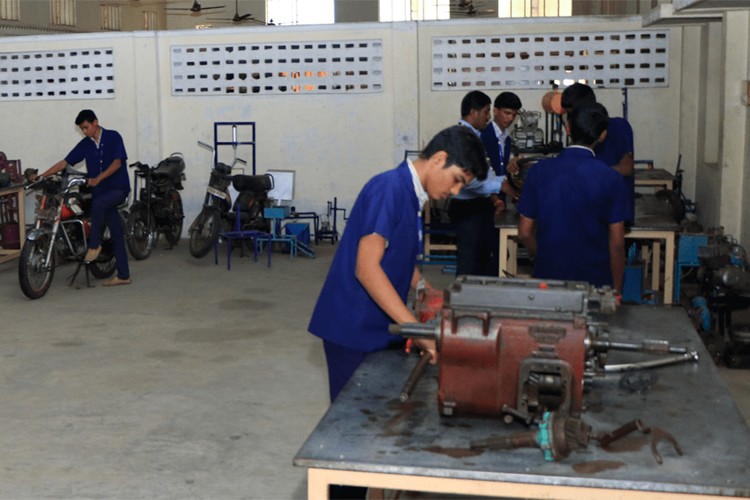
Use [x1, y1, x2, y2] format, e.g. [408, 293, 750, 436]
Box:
[595, 419, 648, 446]
[471, 412, 591, 462]
[649, 426, 684, 465]
[399, 352, 431, 402]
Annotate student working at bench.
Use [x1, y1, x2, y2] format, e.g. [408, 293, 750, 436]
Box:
[308, 125, 490, 404]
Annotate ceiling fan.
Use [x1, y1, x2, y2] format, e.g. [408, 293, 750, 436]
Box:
[166, 1, 225, 15]
[207, 0, 264, 24]
[450, 0, 496, 17]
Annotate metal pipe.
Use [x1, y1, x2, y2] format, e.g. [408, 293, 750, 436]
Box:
[602, 351, 699, 373]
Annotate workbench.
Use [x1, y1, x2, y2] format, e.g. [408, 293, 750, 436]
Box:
[0, 184, 26, 264]
[635, 167, 677, 191]
[294, 306, 750, 499]
[497, 193, 680, 304]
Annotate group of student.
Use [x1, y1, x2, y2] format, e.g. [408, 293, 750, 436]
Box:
[307, 83, 634, 498]
[308, 83, 635, 408]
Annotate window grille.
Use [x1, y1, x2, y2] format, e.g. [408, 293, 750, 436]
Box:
[171, 40, 384, 96]
[0, 48, 115, 101]
[51, 0, 76, 26]
[143, 11, 164, 31]
[432, 30, 669, 90]
[101, 4, 121, 31]
[0, 0, 20, 21]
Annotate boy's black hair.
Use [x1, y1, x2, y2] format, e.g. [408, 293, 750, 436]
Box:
[568, 102, 609, 146]
[75, 109, 98, 125]
[494, 91, 522, 110]
[561, 83, 596, 110]
[421, 125, 489, 181]
[460, 90, 491, 119]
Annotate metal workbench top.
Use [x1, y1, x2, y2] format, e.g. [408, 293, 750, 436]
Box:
[294, 306, 750, 497]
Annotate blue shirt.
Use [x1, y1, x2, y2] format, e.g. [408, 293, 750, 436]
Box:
[595, 117, 634, 223]
[65, 127, 130, 195]
[517, 146, 630, 287]
[308, 162, 419, 352]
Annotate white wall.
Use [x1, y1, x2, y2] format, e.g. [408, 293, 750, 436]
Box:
[0, 16, 706, 241]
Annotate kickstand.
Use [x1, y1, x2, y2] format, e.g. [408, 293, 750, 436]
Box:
[68, 261, 93, 289]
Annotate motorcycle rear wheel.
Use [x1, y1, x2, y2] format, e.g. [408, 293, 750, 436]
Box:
[164, 190, 184, 247]
[19, 235, 55, 300]
[127, 206, 156, 260]
[89, 236, 117, 279]
[189, 207, 221, 258]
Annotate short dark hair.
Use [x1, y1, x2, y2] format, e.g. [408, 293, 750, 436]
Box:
[568, 102, 609, 146]
[494, 91, 522, 110]
[561, 83, 596, 111]
[75, 109, 97, 125]
[460, 90, 491, 119]
[421, 125, 489, 181]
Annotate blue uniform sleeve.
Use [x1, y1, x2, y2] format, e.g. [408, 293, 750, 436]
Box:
[355, 176, 405, 244]
[595, 117, 633, 166]
[516, 164, 539, 219]
[64, 138, 88, 167]
[607, 172, 631, 224]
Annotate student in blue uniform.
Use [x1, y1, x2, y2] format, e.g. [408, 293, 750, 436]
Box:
[481, 91, 522, 179]
[561, 83, 635, 224]
[517, 102, 629, 292]
[308, 125, 489, 404]
[37, 109, 131, 286]
[450, 91, 507, 276]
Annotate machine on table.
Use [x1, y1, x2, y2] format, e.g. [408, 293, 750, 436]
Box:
[392, 276, 697, 461]
[294, 304, 750, 498]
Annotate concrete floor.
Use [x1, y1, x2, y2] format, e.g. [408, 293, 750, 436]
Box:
[1, 239, 749, 499]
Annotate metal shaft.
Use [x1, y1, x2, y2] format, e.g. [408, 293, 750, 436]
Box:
[399, 352, 431, 402]
[388, 322, 438, 340]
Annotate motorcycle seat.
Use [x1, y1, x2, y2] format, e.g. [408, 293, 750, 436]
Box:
[153, 156, 186, 180]
[233, 174, 273, 194]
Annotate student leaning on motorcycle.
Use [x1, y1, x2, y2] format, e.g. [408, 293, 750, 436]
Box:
[33, 109, 131, 287]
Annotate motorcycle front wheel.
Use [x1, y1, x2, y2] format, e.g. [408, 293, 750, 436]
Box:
[127, 205, 157, 260]
[188, 207, 221, 258]
[164, 190, 184, 247]
[18, 234, 55, 300]
[90, 232, 117, 279]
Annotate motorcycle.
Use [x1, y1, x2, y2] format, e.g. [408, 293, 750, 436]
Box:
[18, 169, 117, 299]
[126, 154, 186, 260]
[188, 141, 273, 258]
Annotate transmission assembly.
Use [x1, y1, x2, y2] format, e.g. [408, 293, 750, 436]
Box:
[393, 276, 696, 424]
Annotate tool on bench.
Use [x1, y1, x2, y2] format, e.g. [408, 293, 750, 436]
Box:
[471, 413, 683, 464]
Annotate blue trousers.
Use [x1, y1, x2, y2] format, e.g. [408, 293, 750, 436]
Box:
[323, 341, 369, 403]
[90, 188, 129, 280]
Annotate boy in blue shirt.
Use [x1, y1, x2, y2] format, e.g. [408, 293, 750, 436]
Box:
[517, 102, 629, 292]
[308, 125, 489, 403]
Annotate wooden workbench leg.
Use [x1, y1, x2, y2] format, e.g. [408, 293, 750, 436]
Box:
[664, 234, 675, 304]
[307, 469, 331, 500]
[508, 237, 518, 275]
[499, 229, 509, 277]
[652, 240, 661, 293]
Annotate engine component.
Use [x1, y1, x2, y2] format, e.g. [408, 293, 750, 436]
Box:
[471, 411, 591, 462]
[394, 276, 697, 421]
